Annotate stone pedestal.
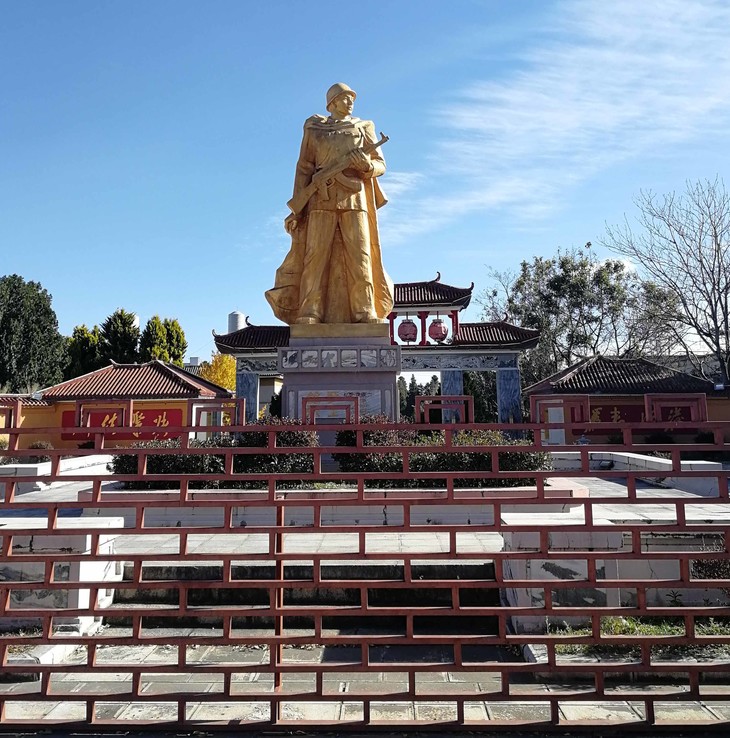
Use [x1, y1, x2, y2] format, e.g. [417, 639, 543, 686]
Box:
[279, 324, 401, 421]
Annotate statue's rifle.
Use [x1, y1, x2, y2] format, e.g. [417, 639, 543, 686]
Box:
[287, 132, 389, 215]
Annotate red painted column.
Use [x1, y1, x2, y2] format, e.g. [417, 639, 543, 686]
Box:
[449, 309, 459, 336]
[417, 311, 429, 346]
[387, 312, 396, 345]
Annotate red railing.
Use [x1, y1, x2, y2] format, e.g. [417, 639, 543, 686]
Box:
[0, 417, 729, 730]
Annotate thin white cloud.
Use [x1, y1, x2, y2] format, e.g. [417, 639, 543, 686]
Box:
[380, 171, 424, 200]
[238, 213, 291, 262]
[384, 0, 730, 243]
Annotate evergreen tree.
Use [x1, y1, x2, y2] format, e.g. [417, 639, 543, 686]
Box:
[100, 308, 140, 364]
[423, 374, 440, 396]
[139, 315, 170, 362]
[65, 324, 104, 379]
[463, 371, 498, 422]
[397, 376, 408, 418]
[403, 374, 419, 419]
[0, 274, 66, 392]
[480, 245, 679, 385]
[163, 318, 187, 366]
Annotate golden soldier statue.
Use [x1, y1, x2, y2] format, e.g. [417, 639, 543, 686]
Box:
[266, 83, 394, 325]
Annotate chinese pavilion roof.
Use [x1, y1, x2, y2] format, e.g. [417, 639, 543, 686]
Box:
[393, 272, 473, 310]
[34, 361, 233, 401]
[451, 322, 540, 349]
[215, 319, 539, 353]
[215, 323, 291, 352]
[525, 356, 716, 396]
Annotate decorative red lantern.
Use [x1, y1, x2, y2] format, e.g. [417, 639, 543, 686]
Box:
[398, 318, 418, 343]
[428, 318, 448, 342]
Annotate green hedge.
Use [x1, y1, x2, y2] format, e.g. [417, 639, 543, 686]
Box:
[0, 439, 54, 465]
[334, 416, 552, 488]
[108, 418, 318, 489]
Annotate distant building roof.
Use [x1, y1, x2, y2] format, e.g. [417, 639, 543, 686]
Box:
[525, 356, 716, 396]
[35, 361, 233, 400]
[451, 322, 540, 349]
[393, 272, 473, 311]
[215, 323, 290, 352]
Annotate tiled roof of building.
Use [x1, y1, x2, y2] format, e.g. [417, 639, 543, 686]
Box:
[451, 322, 541, 349]
[394, 273, 473, 310]
[525, 356, 716, 396]
[37, 361, 233, 400]
[215, 324, 290, 352]
[0, 395, 53, 407]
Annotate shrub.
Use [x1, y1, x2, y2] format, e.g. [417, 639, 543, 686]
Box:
[108, 438, 223, 490]
[682, 430, 730, 462]
[1, 439, 54, 466]
[334, 417, 552, 488]
[334, 415, 426, 487]
[27, 440, 53, 463]
[691, 536, 730, 598]
[233, 416, 318, 488]
[108, 418, 318, 490]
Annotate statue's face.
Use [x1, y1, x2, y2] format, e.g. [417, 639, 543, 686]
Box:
[330, 93, 355, 118]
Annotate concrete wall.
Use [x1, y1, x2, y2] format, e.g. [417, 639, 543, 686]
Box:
[0, 517, 124, 635]
[0, 454, 113, 496]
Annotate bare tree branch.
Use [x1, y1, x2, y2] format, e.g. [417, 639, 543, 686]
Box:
[603, 178, 730, 383]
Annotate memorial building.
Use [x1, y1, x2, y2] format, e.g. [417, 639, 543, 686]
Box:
[215, 274, 539, 423]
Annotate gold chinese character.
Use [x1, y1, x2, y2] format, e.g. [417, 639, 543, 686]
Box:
[667, 406, 683, 422]
[131, 411, 145, 438]
[590, 407, 601, 422]
[153, 412, 169, 428]
[101, 413, 118, 428]
[610, 406, 622, 423]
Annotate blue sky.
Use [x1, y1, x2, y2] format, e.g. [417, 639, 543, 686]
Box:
[3, 0, 730, 362]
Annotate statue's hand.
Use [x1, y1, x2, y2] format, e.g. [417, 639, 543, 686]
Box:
[350, 149, 373, 173]
[284, 213, 298, 234]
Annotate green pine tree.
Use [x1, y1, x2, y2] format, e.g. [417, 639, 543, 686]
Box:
[65, 324, 104, 379]
[163, 318, 187, 366]
[100, 308, 140, 364]
[139, 315, 170, 362]
[0, 274, 66, 392]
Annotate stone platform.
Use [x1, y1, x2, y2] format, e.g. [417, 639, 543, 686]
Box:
[280, 323, 401, 420]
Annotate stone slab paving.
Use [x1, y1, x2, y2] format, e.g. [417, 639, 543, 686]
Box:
[2, 637, 729, 725]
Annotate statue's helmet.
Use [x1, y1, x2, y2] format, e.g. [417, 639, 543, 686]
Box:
[326, 82, 357, 110]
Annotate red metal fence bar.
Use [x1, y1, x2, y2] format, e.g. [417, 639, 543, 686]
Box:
[0, 418, 729, 729]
